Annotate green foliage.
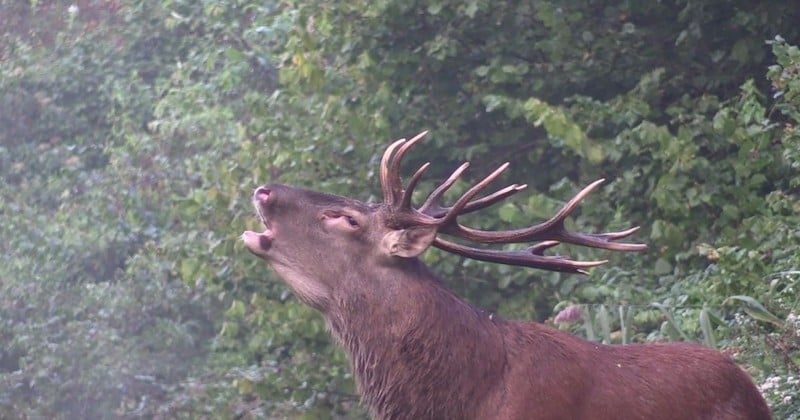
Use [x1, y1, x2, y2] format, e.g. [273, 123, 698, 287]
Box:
[1, 0, 799, 418]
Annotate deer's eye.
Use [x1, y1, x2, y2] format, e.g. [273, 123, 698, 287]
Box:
[321, 210, 361, 231]
[344, 215, 359, 227]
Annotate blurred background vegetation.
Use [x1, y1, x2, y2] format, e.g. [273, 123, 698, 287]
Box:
[1, 0, 798, 418]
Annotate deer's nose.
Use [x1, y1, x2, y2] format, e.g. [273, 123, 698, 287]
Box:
[254, 187, 271, 204]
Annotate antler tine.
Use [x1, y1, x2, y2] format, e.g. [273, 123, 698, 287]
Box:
[399, 162, 431, 209]
[425, 183, 528, 219]
[435, 162, 511, 226]
[418, 162, 471, 215]
[528, 240, 561, 255]
[380, 131, 428, 206]
[380, 138, 407, 205]
[545, 178, 606, 230]
[381, 133, 520, 221]
[390, 132, 428, 187]
[419, 162, 517, 218]
[436, 179, 646, 249]
[461, 183, 527, 214]
[552, 226, 647, 252]
[433, 237, 609, 274]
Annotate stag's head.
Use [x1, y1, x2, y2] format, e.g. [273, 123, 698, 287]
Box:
[242, 132, 645, 309]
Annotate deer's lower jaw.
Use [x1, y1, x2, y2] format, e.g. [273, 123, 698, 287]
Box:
[242, 229, 273, 257]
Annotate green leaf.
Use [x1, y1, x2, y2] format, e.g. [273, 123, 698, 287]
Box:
[653, 258, 672, 275]
[427, 2, 443, 15]
[699, 306, 716, 348]
[498, 202, 517, 223]
[581, 306, 596, 341]
[596, 304, 612, 344]
[179, 258, 199, 285]
[723, 295, 785, 326]
[464, 0, 479, 18]
[652, 303, 690, 341]
[226, 299, 247, 319]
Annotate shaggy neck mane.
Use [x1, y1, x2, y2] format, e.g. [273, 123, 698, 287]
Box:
[325, 260, 508, 419]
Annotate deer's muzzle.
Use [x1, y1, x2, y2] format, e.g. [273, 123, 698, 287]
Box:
[242, 186, 275, 257]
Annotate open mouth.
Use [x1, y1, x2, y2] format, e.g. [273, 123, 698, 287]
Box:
[242, 187, 274, 255]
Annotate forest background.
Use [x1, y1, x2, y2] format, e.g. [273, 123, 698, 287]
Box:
[1, 0, 799, 418]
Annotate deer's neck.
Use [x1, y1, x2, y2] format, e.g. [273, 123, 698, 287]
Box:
[326, 260, 508, 419]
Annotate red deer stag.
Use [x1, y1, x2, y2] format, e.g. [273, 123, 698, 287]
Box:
[242, 132, 771, 420]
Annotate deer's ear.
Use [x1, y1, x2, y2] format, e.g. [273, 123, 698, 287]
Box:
[381, 226, 437, 258]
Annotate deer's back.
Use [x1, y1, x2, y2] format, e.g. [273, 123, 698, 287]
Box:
[490, 322, 771, 420]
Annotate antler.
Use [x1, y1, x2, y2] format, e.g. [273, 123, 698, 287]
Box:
[379, 131, 647, 274]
